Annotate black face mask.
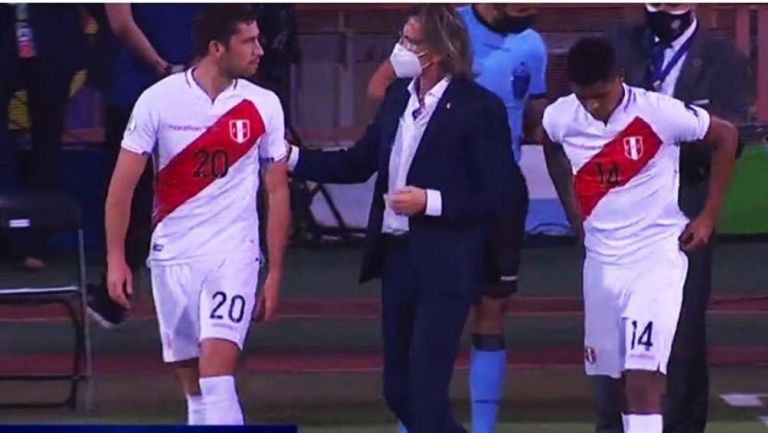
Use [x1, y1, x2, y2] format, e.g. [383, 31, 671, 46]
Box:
[646, 9, 693, 43]
[492, 14, 535, 35]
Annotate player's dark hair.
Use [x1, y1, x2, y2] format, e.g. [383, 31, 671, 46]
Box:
[193, 4, 258, 57]
[566, 37, 620, 86]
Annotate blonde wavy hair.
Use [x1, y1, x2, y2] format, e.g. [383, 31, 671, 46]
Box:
[409, 5, 473, 79]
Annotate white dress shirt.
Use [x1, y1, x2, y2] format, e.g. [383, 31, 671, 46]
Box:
[381, 77, 449, 234]
[287, 76, 450, 235]
[656, 19, 698, 96]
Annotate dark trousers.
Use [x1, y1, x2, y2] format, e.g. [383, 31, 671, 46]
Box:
[381, 236, 471, 433]
[0, 58, 74, 258]
[104, 105, 153, 270]
[663, 242, 712, 433]
[0, 69, 18, 190]
[592, 181, 712, 433]
[0, 58, 72, 191]
[664, 179, 713, 433]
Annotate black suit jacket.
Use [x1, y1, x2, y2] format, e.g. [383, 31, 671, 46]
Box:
[607, 22, 753, 215]
[293, 77, 518, 287]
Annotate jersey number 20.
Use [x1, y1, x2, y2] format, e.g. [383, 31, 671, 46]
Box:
[210, 291, 246, 323]
[194, 149, 230, 179]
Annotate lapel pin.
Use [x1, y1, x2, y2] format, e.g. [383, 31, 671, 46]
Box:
[446, 102, 452, 110]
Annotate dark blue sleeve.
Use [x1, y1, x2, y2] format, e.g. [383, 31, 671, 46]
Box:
[292, 103, 382, 184]
[437, 95, 517, 223]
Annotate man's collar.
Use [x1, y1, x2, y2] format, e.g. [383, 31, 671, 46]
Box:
[408, 76, 452, 101]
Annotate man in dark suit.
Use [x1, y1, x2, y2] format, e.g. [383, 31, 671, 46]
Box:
[288, 6, 518, 433]
[595, 4, 753, 433]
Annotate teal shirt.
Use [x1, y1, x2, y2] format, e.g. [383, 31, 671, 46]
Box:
[458, 6, 548, 162]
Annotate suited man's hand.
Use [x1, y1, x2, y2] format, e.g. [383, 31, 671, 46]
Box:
[389, 186, 427, 216]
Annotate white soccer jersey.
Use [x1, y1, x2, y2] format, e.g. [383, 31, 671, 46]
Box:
[543, 84, 710, 263]
[122, 69, 287, 264]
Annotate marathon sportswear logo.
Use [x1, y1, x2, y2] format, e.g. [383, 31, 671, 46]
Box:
[168, 124, 206, 132]
[230, 119, 251, 144]
[574, 117, 662, 218]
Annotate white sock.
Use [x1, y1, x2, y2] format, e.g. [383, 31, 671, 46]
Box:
[186, 394, 205, 425]
[199, 376, 244, 425]
[623, 413, 662, 433]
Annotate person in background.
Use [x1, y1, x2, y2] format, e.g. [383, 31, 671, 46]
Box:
[0, 4, 87, 270]
[87, 3, 203, 327]
[596, 5, 753, 433]
[368, 5, 547, 432]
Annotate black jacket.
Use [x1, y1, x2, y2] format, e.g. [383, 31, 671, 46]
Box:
[293, 77, 519, 287]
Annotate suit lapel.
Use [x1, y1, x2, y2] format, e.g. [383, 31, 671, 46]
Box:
[382, 82, 410, 151]
[673, 28, 706, 100]
[631, 27, 656, 86]
[378, 81, 410, 184]
[408, 79, 460, 175]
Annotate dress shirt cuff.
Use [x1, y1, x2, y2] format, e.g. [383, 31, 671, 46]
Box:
[425, 189, 442, 216]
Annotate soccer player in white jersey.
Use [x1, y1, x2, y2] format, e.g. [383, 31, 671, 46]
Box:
[104, 5, 290, 425]
[542, 37, 736, 433]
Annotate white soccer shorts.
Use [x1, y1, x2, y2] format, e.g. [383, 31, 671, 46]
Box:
[150, 254, 261, 363]
[583, 243, 688, 378]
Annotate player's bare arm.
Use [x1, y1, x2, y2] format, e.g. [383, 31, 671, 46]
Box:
[106, 3, 179, 77]
[523, 97, 548, 144]
[259, 159, 291, 321]
[105, 149, 149, 309]
[367, 60, 397, 102]
[679, 115, 738, 251]
[542, 134, 584, 240]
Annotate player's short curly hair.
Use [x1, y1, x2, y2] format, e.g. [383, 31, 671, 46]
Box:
[408, 5, 473, 79]
[193, 4, 258, 58]
[566, 37, 620, 86]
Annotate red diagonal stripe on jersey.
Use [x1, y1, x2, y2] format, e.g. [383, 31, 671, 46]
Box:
[154, 99, 265, 225]
[574, 116, 663, 219]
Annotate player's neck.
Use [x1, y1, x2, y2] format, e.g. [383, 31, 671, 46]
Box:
[192, 60, 234, 102]
[596, 85, 626, 125]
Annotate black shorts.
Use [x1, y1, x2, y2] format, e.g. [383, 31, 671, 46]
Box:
[477, 176, 529, 301]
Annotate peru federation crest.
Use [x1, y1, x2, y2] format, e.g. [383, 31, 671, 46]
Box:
[623, 136, 644, 161]
[229, 119, 251, 144]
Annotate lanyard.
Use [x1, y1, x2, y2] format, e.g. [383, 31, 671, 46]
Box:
[650, 28, 697, 91]
[13, 4, 36, 59]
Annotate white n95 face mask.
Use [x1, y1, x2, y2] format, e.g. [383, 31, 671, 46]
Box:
[389, 43, 424, 78]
